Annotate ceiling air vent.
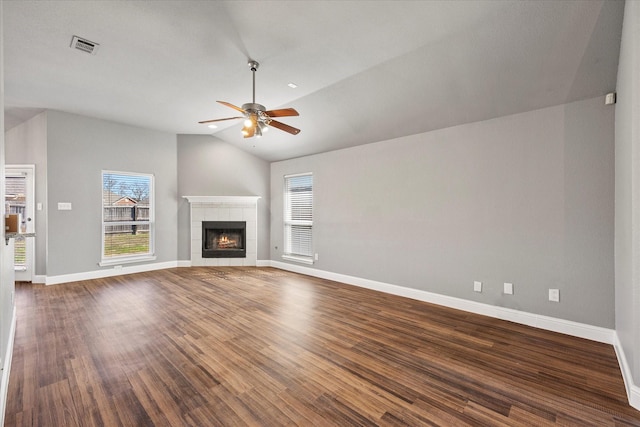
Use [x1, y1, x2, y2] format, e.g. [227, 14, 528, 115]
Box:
[70, 36, 99, 55]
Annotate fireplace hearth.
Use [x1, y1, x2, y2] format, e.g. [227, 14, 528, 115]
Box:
[202, 221, 246, 258]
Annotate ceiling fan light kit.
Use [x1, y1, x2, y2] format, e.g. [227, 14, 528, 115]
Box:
[199, 60, 300, 138]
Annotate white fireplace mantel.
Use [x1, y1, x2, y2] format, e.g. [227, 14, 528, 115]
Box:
[183, 195, 261, 204]
[184, 195, 260, 267]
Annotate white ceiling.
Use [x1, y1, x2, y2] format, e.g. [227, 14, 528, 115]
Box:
[3, 1, 624, 162]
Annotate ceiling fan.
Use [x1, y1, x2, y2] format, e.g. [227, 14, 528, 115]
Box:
[199, 60, 300, 138]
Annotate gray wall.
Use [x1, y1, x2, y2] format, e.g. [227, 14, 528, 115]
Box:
[46, 111, 178, 276]
[272, 96, 614, 328]
[615, 0, 640, 386]
[177, 134, 270, 261]
[5, 112, 48, 276]
[5, 117, 272, 277]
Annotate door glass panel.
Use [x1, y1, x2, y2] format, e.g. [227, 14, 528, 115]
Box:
[5, 176, 27, 270]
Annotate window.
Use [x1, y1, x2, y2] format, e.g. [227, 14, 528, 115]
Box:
[101, 171, 155, 265]
[283, 173, 313, 264]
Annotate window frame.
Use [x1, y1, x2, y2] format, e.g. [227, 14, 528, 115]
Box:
[283, 172, 314, 265]
[100, 170, 156, 266]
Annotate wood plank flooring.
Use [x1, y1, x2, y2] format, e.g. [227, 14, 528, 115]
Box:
[5, 267, 640, 426]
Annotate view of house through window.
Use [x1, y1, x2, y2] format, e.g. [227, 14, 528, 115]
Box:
[283, 173, 313, 262]
[102, 171, 154, 262]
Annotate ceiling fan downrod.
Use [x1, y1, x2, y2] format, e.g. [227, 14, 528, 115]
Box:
[248, 60, 259, 104]
[242, 60, 265, 116]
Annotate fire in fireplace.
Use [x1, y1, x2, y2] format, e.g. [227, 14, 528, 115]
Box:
[202, 221, 246, 258]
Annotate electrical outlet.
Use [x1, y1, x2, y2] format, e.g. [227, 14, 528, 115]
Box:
[549, 289, 560, 302]
[504, 282, 514, 295]
[473, 281, 482, 292]
[605, 92, 616, 105]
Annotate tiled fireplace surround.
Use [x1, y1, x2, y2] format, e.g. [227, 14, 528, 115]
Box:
[184, 196, 260, 267]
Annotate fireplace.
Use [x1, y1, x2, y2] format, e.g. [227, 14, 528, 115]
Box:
[202, 221, 246, 258]
[185, 195, 259, 267]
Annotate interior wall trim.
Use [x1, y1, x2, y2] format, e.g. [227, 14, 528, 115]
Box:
[269, 261, 636, 405]
[37, 259, 618, 344]
[26, 261, 635, 410]
[268, 261, 615, 345]
[614, 334, 640, 411]
[32, 275, 46, 284]
[44, 261, 181, 285]
[40, 259, 262, 285]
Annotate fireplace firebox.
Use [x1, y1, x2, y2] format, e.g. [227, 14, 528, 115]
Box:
[202, 221, 246, 258]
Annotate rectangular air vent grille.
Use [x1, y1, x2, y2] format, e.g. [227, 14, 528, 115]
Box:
[70, 36, 99, 55]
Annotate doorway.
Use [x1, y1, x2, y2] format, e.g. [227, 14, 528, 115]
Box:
[5, 165, 35, 282]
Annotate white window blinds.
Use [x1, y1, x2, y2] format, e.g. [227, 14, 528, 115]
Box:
[284, 173, 313, 258]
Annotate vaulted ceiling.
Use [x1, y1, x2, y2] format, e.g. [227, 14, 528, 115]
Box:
[3, 1, 624, 161]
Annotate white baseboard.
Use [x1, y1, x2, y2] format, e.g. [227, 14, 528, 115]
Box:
[42, 259, 270, 285]
[38, 259, 618, 343]
[613, 333, 640, 411]
[0, 307, 17, 427]
[34, 260, 636, 410]
[632, 383, 640, 412]
[44, 261, 181, 285]
[268, 262, 640, 408]
[269, 260, 615, 345]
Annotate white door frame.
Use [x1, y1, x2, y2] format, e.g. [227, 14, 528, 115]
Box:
[6, 165, 35, 282]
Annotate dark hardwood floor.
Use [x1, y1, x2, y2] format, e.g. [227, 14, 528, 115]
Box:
[4, 267, 640, 426]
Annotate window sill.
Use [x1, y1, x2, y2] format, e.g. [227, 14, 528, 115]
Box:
[99, 255, 156, 267]
[282, 254, 314, 265]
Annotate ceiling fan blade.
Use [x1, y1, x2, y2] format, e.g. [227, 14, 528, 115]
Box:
[198, 116, 243, 124]
[217, 101, 246, 113]
[269, 120, 301, 135]
[265, 108, 299, 118]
